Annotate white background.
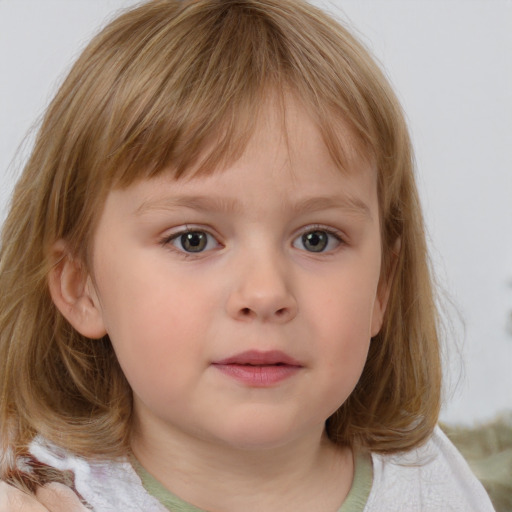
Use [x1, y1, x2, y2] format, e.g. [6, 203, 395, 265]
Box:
[1, 0, 511, 425]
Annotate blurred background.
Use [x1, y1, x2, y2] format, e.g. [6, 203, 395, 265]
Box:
[1, 0, 511, 425]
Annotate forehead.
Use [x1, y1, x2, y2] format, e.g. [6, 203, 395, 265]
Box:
[83, 91, 378, 258]
[106, 98, 378, 223]
[110, 87, 374, 188]
[255, 92, 371, 168]
[170, 91, 374, 186]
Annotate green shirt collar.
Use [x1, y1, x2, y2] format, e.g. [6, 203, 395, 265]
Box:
[132, 450, 373, 512]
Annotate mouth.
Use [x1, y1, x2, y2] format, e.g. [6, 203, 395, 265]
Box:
[213, 350, 302, 367]
[211, 350, 302, 386]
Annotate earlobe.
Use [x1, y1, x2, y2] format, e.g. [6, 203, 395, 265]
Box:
[48, 240, 107, 339]
[371, 237, 401, 337]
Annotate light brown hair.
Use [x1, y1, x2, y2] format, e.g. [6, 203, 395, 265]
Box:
[0, 0, 441, 481]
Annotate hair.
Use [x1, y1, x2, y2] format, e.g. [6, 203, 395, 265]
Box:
[0, 0, 441, 483]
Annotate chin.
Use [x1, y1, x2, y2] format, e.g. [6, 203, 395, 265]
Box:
[209, 414, 320, 452]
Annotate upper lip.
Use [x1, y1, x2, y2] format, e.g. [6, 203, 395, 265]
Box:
[213, 350, 302, 367]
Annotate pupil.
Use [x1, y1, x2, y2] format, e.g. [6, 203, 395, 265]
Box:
[303, 231, 327, 252]
[182, 232, 206, 252]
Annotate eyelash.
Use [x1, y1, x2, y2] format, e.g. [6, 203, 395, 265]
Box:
[293, 225, 344, 253]
[160, 227, 221, 257]
[160, 225, 345, 256]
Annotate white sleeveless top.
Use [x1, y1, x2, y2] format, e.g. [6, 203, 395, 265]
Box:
[28, 426, 495, 512]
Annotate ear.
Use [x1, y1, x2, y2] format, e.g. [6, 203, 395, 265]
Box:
[48, 240, 107, 339]
[371, 237, 401, 337]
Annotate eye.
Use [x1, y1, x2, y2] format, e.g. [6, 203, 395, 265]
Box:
[293, 228, 342, 253]
[166, 230, 219, 253]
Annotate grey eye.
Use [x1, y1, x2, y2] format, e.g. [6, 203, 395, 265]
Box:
[293, 229, 342, 253]
[302, 231, 328, 252]
[170, 231, 217, 253]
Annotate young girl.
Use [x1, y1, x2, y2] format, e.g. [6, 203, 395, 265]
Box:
[0, 0, 495, 510]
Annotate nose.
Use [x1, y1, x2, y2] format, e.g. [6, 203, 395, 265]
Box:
[225, 252, 298, 324]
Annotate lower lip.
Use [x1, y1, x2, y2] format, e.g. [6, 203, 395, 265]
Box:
[212, 364, 301, 386]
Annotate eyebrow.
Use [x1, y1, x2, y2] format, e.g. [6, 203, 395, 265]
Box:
[135, 195, 243, 215]
[135, 194, 372, 219]
[289, 196, 372, 219]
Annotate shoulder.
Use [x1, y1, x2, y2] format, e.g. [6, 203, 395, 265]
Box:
[363, 426, 495, 512]
[29, 437, 167, 512]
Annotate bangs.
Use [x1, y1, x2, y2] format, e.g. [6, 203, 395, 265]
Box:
[76, 0, 386, 189]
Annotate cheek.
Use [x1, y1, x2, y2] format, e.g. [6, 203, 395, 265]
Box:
[322, 309, 372, 383]
[94, 258, 219, 390]
[317, 318, 372, 418]
[306, 267, 378, 396]
[313, 269, 379, 342]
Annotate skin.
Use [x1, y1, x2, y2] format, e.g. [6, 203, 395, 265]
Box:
[42, 96, 392, 511]
[0, 482, 87, 512]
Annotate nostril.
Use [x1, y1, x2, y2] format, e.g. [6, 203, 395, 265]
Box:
[241, 307, 252, 316]
[275, 308, 287, 316]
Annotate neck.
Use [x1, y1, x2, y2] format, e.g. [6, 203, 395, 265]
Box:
[131, 419, 353, 512]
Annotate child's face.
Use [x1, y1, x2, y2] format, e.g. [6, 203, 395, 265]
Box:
[85, 98, 387, 451]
